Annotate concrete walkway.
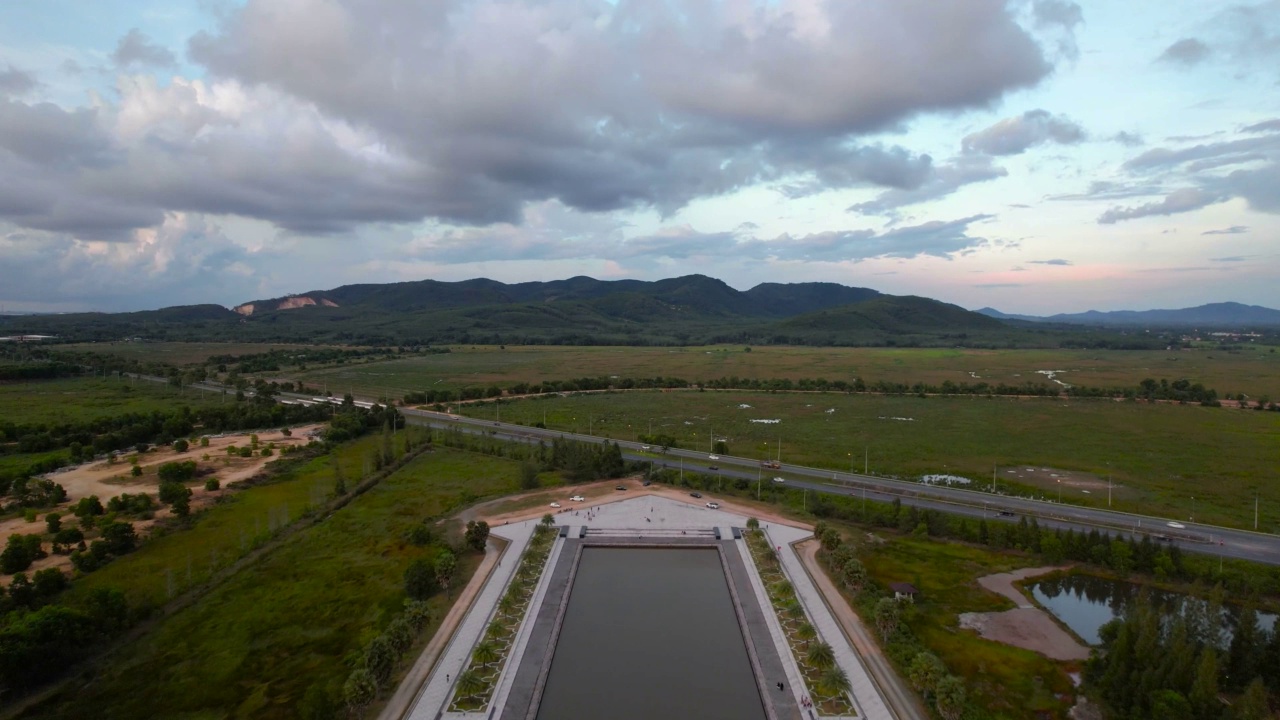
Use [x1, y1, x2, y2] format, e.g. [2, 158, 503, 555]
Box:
[764, 524, 895, 720]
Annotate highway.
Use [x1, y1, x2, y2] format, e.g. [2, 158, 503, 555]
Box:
[142, 375, 1280, 566]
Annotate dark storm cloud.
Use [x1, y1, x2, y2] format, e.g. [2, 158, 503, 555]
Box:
[112, 29, 178, 69]
[1158, 38, 1211, 65]
[961, 109, 1086, 156]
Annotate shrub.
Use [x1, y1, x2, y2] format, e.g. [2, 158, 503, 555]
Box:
[204, 478, 220, 491]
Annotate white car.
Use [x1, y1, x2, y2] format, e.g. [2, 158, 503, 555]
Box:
[708, 454, 719, 460]
[549, 502, 561, 508]
[641, 445, 651, 451]
[706, 502, 720, 509]
[570, 495, 585, 502]
[772, 477, 786, 484]
[1166, 521, 1185, 529]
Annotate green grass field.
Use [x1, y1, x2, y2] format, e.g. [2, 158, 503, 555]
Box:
[277, 344, 1280, 399]
[0, 376, 225, 426]
[30, 446, 521, 719]
[57, 341, 347, 367]
[458, 390, 1280, 530]
[850, 530, 1073, 718]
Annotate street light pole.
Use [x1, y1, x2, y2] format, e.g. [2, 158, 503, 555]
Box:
[1256, 491, 1260, 531]
[1191, 496, 1195, 523]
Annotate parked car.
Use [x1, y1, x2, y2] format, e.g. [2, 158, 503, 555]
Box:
[549, 502, 561, 508]
[642, 480, 652, 486]
[706, 502, 720, 509]
[616, 485, 627, 491]
[570, 495, 585, 502]
[690, 492, 702, 498]
[772, 477, 786, 484]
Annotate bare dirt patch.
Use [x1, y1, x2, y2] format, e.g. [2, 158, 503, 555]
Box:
[1000, 466, 1133, 502]
[960, 566, 1090, 662]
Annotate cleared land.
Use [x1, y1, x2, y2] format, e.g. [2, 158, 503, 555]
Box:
[455, 390, 1280, 530]
[26, 446, 519, 720]
[284, 344, 1280, 398]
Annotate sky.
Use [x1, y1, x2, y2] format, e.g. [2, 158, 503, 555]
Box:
[0, 0, 1278, 315]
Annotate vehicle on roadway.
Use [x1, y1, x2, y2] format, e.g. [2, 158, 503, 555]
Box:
[690, 492, 702, 499]
[708, 454, 719, 460]
[998, 510, 1015, 517]
[549, 502, 561, 508]
[1167, 521, 1186, 529]
[772, 477, 785, 484]
[760, 460, 780, 469]
[706, 502, 720, 509]
[708, 465, 719, 471]
[641, 445, 651, 451]
[570, 495, 585, 502]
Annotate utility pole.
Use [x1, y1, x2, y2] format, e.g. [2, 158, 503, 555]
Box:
[757, 466, 761, 500]
[864, 446, 868, 475]
[1108, 474, 1112, 508]
[1256, 491, 1260, 530]
[992, 464, 997, 494]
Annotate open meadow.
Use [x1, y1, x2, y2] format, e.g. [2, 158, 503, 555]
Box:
[283, 344, 1280, 399]
[56, 341, 347, 367]
[0, 376, 224, 426]
[27, 445, 520, 720]
[456, 390, 1280, 530]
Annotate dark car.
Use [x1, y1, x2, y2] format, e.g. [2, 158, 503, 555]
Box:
[997, 510, 1015, 517]
[642, 480, 652, 486]
[616, 485, 627, 491]
[690, 492, 702, 498]
[708, 465, 719, 471]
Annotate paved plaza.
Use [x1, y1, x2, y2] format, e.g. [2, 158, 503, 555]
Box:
[392, 493, 893, 720]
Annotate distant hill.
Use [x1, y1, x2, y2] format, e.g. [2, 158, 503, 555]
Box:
[0, 275, 1163, 348]
[977, 302, 1280, 328]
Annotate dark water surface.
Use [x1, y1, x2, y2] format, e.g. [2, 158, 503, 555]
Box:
[535, 547, 766, 720]
[1031, 574, 1276, 645]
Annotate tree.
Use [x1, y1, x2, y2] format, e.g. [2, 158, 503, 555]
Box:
[7, 573, 35, 608]
[205, 478, 220, 491]
[1, 534, 41, 574]
[32, 567, 68, 598]
[435, 550, 457, 598]
[874, 597, 901, 640]
[519, 461, 540, 490]
[45, 512, 61, 534]
[73, 495, 104, 518]
[465, 521, 491, 552]
[99, 521, 138, 555]
[331, 453, 346, 496]
[747, 517, 760, 531]
[131, 464, 143, 477]
[404, 558, 439, 600]
[1229, 603, 1264, 689]
[1234, 677, 1271, 720]
[796, 621, 817, 648]
[540, 513, 555, 527]
[1189, 647, 1221, 720]
[1148, 690, 1193, 720]
[807, 641, 836, 670]
[173, 439, 189, 453]
[842, 558, 867, 594]
[456, 668, 485, 703]
[818, 665, 851, 698]
[909, 652, 946, 701]
[363, 635, 396, 686]
[342, 668, 377, 713]
[934, 675, 966, 720]
[473, 640, 500, 667]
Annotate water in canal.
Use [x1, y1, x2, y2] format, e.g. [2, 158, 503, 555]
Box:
[536, 547, 766, 720]
[1031, 574, 1277, 645]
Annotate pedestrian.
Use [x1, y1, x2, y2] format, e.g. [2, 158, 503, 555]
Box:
[777, 681, 784, 691]
[447, 674, 450, 682]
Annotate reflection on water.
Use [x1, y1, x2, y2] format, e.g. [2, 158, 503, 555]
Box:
[1031, 574, 1276, 646]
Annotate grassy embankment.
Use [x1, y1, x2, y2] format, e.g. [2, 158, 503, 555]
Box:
[837, 527, 1075, 719]
[454, 390, 1280, 530]
[284, 344, 1280, 399]
[26, 445, 521, 719]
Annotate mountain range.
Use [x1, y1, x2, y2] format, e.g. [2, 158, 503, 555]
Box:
[976, 302, 1280, 328]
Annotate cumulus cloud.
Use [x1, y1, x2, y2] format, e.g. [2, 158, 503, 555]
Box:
[1203, 226, 1248, 235]
[1097, 188, 1220, 224]
[1113, 131, 1144, 146]
[849, 155, 1006, 216]
[112, 29, 178, 69]
[1158, 38, 1211, 65]
[1028, 258, 1072, 265]
[962, 109, 1086, 156]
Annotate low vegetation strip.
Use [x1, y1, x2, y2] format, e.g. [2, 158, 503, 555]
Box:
[744, 525, 856, 717]
[448, 519, 557, 713]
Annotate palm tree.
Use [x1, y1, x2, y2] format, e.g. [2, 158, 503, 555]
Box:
[807, 641, 836, 670]
[485, 621, 506, 643]
[784, 599, 806, 622]
[818, 665, 851, 699]
[796, 621, 818, 648]
[473, 640, 500, 668]
[773, 579, 795, 598]
[497, 592, 517, 618]
[456, 668, 486, 704]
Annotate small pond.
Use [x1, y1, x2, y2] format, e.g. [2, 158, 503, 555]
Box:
[1030, 574, 1277, 646]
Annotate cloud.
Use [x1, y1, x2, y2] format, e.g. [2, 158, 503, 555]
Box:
[112, 29, 178, 69]
[0, 66, 37, 97]
[1242, 119, 1280, 133]
[1097, 188, 1220, 224]
[1211, 256, 1248, 262]
[973, 283, 1024, 288]
[962, 109, 1086, 156]
[849, 155, 1006, 215]
[1202, 225, 1248, 235]
[406, 206, 994, 265]
[1027, 258, 1072, 265]
[1113, 131, 1144, 146]
[1123, 133, 1280, 172]
[1158, 38, 1211, 65]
